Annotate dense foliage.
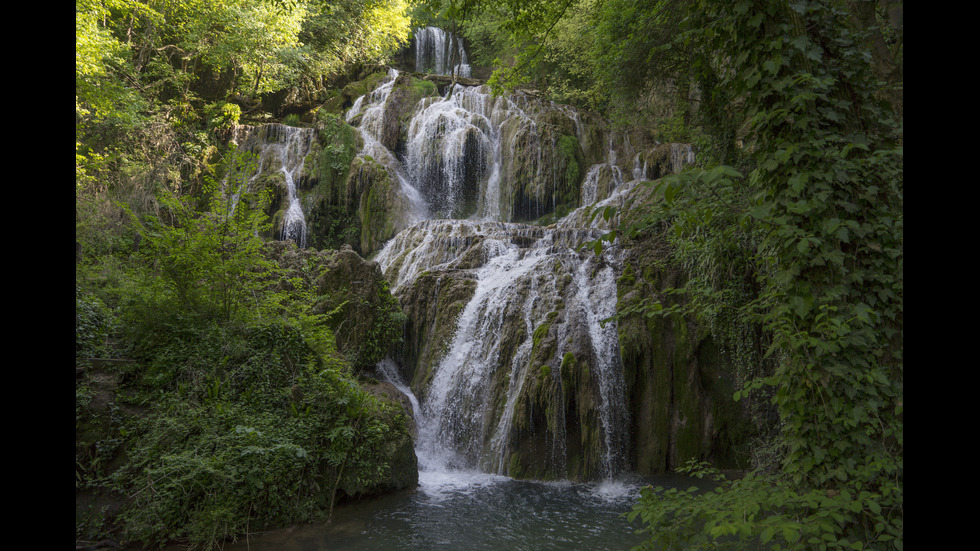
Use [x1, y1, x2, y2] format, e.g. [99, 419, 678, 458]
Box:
[76, 170, 413, 547]
[596, 1, 904, 549]
[76, 0, 413, 215]
[76, 3, 422, 545]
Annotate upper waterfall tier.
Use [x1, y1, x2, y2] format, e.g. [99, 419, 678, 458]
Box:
[220, 67, 696, 259]
[415, 26, 471, 77]
[343, 68, 696, 229]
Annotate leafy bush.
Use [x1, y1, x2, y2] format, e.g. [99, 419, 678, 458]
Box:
[127, 172, 274, 323]
[630, 460, 902, 550]
[77, 157, 413, 548]
[105, 280, 410, 548]
[76, 287, 112, 358]
[205, 102, 242, 134]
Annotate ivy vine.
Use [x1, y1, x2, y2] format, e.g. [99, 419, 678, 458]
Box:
[615, 0, 903, 548]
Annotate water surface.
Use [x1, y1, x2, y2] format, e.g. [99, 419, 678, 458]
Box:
[214, 470, 709, 551]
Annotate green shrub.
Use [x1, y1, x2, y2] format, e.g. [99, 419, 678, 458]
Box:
[110, 315, 408, 549]
[76, 287, 111, 358]
[96, 180, 412, 547]
[205, 102, 241, 134]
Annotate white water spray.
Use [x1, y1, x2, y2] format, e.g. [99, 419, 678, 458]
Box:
[345, 68, 430, 224]
[415, 26, 471, 78]
[230, 124, 316, 247]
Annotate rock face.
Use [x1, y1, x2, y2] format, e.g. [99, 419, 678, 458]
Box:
[397, 268, 478, 399]
[613, 217, 755, 474]
[338, 67, 760, 481]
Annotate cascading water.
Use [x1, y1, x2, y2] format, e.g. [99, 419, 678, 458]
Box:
[346, 68, 430, 224]
[360, 78, 648, 487]
[581, 137, 625, 207]
[339, 56, 696, 491]
[376, 217, 630, 482]
[402, 81, 588, 223]
[403, 84, 520, 220]
[231, 124, 316, 247]
[415, 26, 471, 77]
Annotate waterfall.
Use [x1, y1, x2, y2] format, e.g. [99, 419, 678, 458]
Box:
[376, 216, 630, 483]
[365, 73, 633, 483]
[344, 68, 430, 228]
[581, 138, 625, 206]
[669, 142, 697, 173]
[351, 66, 695, 484]
[415, 26, 471, 77]
[230, 124, 316, 248]
[403, 84, 537, 220]
[372, 114, 636, 480]
[376, 217, 628, 479]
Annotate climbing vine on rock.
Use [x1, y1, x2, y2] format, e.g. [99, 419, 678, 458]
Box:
[619, 0, 903, 549]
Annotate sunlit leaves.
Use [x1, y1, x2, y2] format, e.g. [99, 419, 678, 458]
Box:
[75, 5, 122, 80]
[354, 0, 414, 62]
[76, 1, 145, 127]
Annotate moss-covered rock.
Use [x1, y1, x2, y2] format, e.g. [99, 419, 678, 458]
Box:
[350, 156, 397, 255]
[303, 112, 362, 250]
[395, 269, 478, 399]
[614, 194, 756, 475]
[340, 71, 388, 110]
[307, 72, 439, 256]
[500, 121, 585, 223]
[265, 241, 406, 372]
[634, 142, 697, 181]
[307, 148, 405, 258]
[319, 89, 347, 115]
[379, 73, 439, 154]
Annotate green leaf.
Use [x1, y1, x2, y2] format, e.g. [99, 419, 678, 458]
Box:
[603, 205, 617, 221]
